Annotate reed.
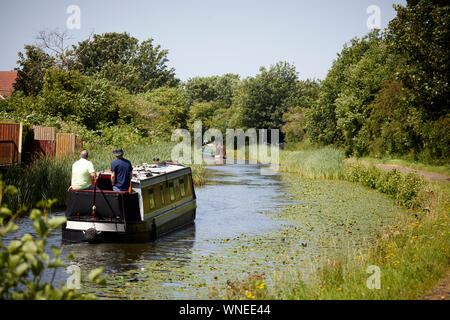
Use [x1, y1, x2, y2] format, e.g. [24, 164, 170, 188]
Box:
[279, 146, 346, 179]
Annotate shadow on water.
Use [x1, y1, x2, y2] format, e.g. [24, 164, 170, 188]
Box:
[62, 224, 197, 274]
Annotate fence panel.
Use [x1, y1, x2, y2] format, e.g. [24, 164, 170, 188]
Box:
[31, 126, 56, 158]
[33, 126, 56, 141]
[56, 133, 83, 159]
[0, 122, 21, 165]
[32, 140, 56, 158]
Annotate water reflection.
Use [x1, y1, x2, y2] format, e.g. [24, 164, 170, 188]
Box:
[63, 224, 196, 273]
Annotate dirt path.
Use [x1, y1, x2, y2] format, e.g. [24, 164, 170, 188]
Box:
[422, 273, 450, 300]
[375, 163, 450, 182]
[347, 159, 450, 182]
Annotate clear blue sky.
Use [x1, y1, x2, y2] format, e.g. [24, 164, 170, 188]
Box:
[0, 0, 406, 81]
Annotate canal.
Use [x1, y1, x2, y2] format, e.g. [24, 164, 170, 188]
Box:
[4, 163, 404, 299]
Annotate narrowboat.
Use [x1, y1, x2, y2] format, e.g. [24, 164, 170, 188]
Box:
[62, 162, 197, 243]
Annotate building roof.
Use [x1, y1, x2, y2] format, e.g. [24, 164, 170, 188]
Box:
[0, 71, 18, 98]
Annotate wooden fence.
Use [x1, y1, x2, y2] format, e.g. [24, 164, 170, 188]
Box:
[32, 126, 56, 158]
[0, 123, 83, 164]
[55, 133, 83, 159]
[33, 126, 55, 141]
[0, 122, 22, 165]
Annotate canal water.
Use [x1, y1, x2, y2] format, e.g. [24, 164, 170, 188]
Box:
[4, 163, 402, 299]
[4, 164, 292, 298]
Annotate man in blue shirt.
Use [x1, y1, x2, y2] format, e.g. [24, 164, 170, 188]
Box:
[110, 148, 133, 192]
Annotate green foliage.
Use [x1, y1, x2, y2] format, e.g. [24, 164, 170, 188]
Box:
[232, 61, 299, 131]
[187, 101, 217, 131]
[98, 122, 149, 147]
[279, 147, 346, 179]
[344, 163, 426, 208]
[73, 32, 179, 92]
[184, 74, 240, 107]
[4, 22, 448, 163]
[306, 31, 396, 155]
[0, 179, 104, 299]
[95, 61, 141, 94]
[281, 106, 307, 143]
[14, 45, 55, 96]
[387, 0, 450, 120]
[140, 87, 189, 139]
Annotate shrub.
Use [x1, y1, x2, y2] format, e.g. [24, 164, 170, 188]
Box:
[0, 179, 105, 299]
[344, 163, 426, 209]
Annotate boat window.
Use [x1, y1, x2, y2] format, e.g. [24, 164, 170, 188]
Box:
[149, 189, 155, 209]
[169, 182, 175, 201]
[160, 184, 165, 205]
[179, 178, 186, 197]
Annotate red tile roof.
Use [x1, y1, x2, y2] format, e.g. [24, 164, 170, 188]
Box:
[0, 71, 18, 98]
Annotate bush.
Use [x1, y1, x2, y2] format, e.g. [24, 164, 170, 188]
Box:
[344, 163, 426, 209]
[0, 179, 105, 299]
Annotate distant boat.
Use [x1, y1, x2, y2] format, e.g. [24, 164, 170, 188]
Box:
[62, 162, 196, 243]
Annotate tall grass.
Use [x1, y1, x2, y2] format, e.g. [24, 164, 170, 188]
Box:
[279, 147, 346, 179]
[0, 142, 206, 212]
[1, 157, 73, 212]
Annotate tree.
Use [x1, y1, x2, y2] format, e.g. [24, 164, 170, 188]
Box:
[281, 80, 320, 143]
[73, 32, 139, 75]
[334, 34, 396, 156]
[133, 39, 179, 91]
[281, 106, 307, 143]
[184, 74, 240, 107]
[73, 32, 179, 92]
[14, 45, 55, 96]
[35, 29, 80, 71]
[95, 61, 141, 94]
[387, 0, 449, 120]
[188, 101, 221, 131]
[232, 61, 299, 132]
[140, 87, 189, 139]
[305, 31, 394, 155]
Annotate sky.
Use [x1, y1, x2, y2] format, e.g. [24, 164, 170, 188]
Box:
[0, 0, 406, 81]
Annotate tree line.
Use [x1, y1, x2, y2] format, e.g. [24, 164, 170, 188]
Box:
[0, 0, 447, 161]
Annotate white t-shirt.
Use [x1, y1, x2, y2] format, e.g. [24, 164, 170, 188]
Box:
[71, 158, 95, 190]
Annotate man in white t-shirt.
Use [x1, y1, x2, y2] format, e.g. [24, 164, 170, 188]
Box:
[71, 150, 98, 190]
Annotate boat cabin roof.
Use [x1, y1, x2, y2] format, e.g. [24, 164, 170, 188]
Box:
[97, 162, 190, 189]
[131, 163, 188, 183]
